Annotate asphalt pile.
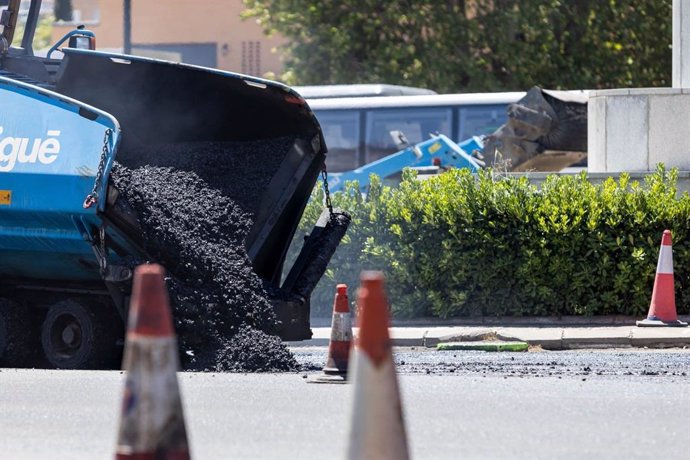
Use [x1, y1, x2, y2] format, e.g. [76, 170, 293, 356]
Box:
[116, 138, 294, 217]
[110, 138, 300, 372]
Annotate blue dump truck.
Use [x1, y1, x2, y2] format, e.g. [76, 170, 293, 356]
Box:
[0, 1, 346, 368]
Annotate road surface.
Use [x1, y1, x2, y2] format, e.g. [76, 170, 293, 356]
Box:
[1, 348, 689, 459]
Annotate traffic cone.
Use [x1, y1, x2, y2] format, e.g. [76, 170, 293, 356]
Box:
[637, 230, 688, 327]
[310, 284, 353, 384]
[347, 271, 409, 460]
[115, 264, 191, 459]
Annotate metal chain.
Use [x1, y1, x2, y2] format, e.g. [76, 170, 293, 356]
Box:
[98, 225, 107, 275]
[321, 162, 334, 218]
[83, 128, 113, 209]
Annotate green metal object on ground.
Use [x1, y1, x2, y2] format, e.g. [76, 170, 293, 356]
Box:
[437, 341, 529, 352]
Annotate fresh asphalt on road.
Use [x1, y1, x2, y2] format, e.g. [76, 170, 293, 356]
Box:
[297, 346, 690, 377]
[1, 348, 689, 460]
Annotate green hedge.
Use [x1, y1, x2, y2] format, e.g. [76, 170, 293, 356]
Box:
[287, 166, 690, 318]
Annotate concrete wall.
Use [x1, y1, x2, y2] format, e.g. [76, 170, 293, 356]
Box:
[51, 0, 287, 77]
[588, 88, 690, 172]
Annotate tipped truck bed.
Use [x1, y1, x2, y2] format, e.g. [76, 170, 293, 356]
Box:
[0, 48, 342, 368]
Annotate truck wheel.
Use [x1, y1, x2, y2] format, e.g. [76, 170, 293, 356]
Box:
[0, 298, 34, 367]
[41, 300, 118, 369]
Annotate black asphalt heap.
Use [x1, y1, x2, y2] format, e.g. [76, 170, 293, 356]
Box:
[110, 138, 302, 372]
[116, 138, 294, 217]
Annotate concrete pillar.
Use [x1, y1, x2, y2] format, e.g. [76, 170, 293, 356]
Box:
[588, 88, 690, 172]
[673, 0, 690, 87]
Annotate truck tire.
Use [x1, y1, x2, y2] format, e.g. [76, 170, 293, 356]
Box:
[41, 300, 119, 369]
[0, 298, 34, 367]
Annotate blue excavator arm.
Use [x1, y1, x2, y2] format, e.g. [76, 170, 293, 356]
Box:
[327, 133, 483, 192]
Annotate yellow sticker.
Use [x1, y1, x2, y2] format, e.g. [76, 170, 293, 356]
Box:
[0, 190, 11, 205]
[429, 142, 441, 154]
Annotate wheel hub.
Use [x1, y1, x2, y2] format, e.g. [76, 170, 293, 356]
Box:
[50, 314, 82, 355]
[61, 324, 79, 347]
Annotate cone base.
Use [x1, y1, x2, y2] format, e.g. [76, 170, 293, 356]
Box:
[636, 318, 688, 327]
[306, 373, 348, 384]
[323, 365, 348, 375]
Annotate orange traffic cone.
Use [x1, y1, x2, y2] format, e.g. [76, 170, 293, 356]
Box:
[115, 264, 191, 459]
[347, 271, 409, 460]
[637, 230, 688, 327]
[309, 284, 353, 384]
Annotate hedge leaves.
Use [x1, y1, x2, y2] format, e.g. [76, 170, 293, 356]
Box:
[290, 166, 690, 318]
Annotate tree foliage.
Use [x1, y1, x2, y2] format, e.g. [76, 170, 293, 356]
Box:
[242, 0, 672, 92]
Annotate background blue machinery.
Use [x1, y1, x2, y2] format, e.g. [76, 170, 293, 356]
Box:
[326, 133, 483, 193]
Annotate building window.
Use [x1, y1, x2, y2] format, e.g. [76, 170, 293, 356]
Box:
[241, 41, 261, 76]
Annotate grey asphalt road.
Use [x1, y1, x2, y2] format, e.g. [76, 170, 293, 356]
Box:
[297, 347, 690, 377]
[0, 358, 689, 460]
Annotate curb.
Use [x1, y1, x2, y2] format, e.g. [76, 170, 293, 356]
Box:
[287, 326, 690, 349]
[436, 327, 690, 350]
[286, 336, 690, 349]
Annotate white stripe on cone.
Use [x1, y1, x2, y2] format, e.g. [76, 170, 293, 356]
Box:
[116, 336, 189, 456]
[657, 243, 674, 275]
[347, 350, 409, 460]
[331, 312, 353, 341]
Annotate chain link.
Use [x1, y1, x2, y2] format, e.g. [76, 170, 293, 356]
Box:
[98, 225, 107, 275]
[321, 162, 334, 219]
[83, 128, 113, 209]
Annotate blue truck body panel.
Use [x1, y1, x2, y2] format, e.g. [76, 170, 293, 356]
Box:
[0, 77, 121, 281]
